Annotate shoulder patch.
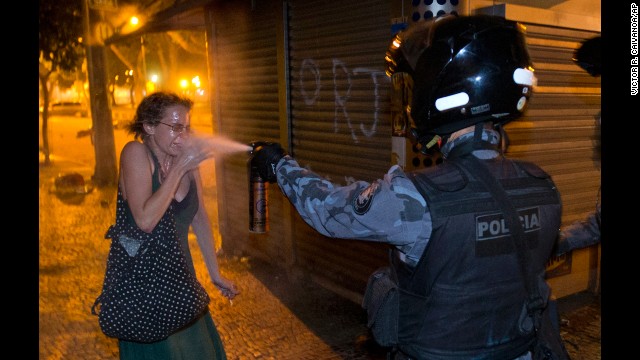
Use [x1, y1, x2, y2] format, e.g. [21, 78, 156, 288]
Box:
[354, 182, 380, 215]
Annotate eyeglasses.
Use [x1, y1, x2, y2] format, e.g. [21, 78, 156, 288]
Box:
[158, 121, 191, 135]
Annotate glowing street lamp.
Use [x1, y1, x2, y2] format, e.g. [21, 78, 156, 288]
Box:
[146, 73, 158, 93]
[191, 76, 201, 88]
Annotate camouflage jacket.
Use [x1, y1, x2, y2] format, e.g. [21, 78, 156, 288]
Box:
[276, 156, 429, 266]
[274, 128, 501, 267]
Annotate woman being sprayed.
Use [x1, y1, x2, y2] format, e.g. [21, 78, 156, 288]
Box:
[117, 91, 239, 359]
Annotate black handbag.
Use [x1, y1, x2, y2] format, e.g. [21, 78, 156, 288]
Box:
[91, 189, 210, 343]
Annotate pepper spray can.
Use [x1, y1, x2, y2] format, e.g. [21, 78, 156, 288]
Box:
[248, 144, 268, 233]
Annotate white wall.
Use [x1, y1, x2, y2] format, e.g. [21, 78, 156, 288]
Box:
[499, 0, 600, 17]
[468, 0, 600, 31]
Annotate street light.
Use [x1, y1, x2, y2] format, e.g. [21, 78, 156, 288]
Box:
[114, 15, 141, 35]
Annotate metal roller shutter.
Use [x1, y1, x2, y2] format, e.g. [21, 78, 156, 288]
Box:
[287, 0, 393, 296]
[512, 23, 601, 296]
[513, 23, 601, 227]
[209, 1, 284, 262]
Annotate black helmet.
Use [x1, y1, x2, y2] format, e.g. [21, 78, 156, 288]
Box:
[386, 15, 536, 146]
[573, 36, 601, 77]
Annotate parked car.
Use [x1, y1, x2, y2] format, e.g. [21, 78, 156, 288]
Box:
[47, 101, 89, 117]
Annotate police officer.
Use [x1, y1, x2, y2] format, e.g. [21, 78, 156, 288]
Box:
[251, 15, 566, 360]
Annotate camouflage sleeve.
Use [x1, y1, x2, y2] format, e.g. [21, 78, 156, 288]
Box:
[555, 211, 601, 256]
[275, 156, 432, 258]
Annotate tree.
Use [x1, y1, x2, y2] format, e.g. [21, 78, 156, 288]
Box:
[39, 0, 85, 166]
[40, 0, 119, 186]
[40, 0, 206, 183]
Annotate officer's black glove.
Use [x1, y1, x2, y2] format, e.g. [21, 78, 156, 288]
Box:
[249, 141, 286, 183]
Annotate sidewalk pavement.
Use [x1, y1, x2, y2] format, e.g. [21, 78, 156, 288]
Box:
[39, 156, 600, 360]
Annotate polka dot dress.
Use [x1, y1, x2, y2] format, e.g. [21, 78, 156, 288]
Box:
[92, 190, 210, 343]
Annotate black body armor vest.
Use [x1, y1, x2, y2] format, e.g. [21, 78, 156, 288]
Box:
[397, 154, 562, 359]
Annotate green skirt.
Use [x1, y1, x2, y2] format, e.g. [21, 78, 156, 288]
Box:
[118, 311, 227, 360]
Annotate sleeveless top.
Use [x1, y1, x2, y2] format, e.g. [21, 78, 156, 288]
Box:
[123, 145, 199, 274]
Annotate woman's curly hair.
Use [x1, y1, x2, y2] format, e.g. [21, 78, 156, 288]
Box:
[127, 91, 194, 141]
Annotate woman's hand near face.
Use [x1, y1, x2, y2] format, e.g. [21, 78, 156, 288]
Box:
[174, 136, 216, 173]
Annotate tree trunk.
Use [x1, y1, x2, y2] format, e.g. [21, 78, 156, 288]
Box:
[39, 73, 51, 166]
[86, 43, 118, 187]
